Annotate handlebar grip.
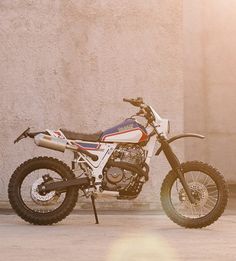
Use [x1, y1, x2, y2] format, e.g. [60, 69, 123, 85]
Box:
[123, 98, 132, 102]
[123, 97, 144, 107]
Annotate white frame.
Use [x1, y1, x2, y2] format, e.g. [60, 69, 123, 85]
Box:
[46, 105, 169, 189]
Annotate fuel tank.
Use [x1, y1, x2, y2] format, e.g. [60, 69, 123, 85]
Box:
[101, 118, 148, 143]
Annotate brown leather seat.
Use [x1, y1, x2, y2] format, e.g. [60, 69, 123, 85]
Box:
[60, 128, 102, 142]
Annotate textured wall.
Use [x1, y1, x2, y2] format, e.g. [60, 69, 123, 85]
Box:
[184, 0, 236, 182]
[183, 0, 206, 162]
[0, 1, 183, 208]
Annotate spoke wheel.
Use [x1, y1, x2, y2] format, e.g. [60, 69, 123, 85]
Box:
[8, 157, 78, 225]
[160, 161, 228, 228]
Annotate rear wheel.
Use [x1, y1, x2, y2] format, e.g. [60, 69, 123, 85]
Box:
[160, 161, 228, 228]
[8, 157, 78, 225]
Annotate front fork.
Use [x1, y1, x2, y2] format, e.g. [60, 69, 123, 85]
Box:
[159, 137, 196, 204]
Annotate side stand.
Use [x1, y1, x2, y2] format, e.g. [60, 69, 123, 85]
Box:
[91, 194, 99, 224]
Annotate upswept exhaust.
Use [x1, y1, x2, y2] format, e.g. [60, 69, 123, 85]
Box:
[34, 133, 99, 161]
[34, 134, 68, 152]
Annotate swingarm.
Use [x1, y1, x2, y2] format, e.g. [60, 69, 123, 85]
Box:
[38, 176, 91, 194]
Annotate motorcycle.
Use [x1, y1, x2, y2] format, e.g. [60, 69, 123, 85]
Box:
[8, 97, 228, 228]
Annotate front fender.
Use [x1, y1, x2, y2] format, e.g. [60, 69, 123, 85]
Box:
[155, 133, 205, 156]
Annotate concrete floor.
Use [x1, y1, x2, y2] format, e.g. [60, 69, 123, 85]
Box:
[0, 213, 235, 261]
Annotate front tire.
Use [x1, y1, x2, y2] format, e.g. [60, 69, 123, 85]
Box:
[8, 157, 78, 225]
[160, 161, 228, 228]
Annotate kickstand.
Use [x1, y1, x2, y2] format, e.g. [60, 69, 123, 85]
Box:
[91, 194, 99, 224]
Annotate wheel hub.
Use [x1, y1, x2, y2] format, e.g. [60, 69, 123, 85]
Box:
[179, 182, 208, 207]
[31, 178, 59, 206]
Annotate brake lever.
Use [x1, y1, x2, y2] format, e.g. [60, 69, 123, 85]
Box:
[136, 109, 145, 116]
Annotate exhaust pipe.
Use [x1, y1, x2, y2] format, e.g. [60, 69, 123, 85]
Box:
[95, 190, 119, 198]
[34, 134, 99, 161]
[34, 134, 68, 152]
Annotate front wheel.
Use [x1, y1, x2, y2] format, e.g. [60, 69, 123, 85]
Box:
[160, 161, 228, 228]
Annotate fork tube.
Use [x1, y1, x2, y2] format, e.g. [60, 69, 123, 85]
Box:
[159, 136, 195, 204]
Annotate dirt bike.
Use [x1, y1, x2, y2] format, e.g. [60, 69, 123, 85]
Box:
[8, 97, 228, 228]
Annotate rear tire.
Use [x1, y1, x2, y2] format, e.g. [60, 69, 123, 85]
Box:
[8, 157, 78, 225]
[160, 161, 228, 228]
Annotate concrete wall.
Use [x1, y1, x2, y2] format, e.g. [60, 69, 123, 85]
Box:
[184, 0, 236, 183]
[0, 1, 183, 208]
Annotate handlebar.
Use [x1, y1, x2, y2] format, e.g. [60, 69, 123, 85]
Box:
[123, 98, 132, 103]
[123, 97, 155, 123]
[123, 97, 144, 107]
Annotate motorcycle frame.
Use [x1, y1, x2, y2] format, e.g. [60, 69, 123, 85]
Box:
[63, 107, 165, 186]
[62, 132, 156, 190]
[63, 106, 204, 200]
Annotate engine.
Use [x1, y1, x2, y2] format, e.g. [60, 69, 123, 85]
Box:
[111, 144, 146, 165]
[102, 144, 147, 196]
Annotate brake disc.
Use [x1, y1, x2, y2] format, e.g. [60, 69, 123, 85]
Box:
[179, 181, 209, 207]
[31, 178, 59, 206]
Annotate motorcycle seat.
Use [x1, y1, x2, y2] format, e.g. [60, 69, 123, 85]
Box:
[60, 128, 102, 142]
